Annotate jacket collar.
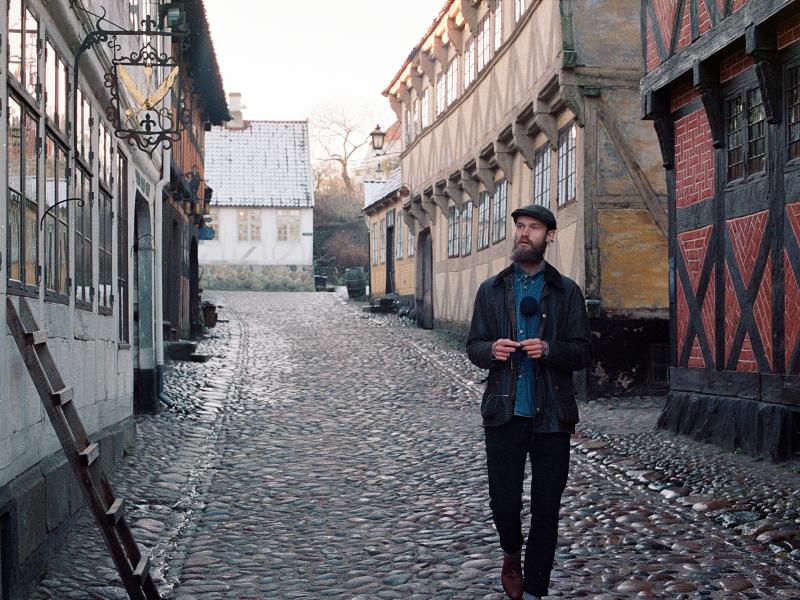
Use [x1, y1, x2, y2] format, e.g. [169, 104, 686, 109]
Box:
[492, 261, 563, 289]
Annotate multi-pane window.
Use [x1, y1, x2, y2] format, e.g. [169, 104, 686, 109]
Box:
[515, 0, 526, 22]
[277, 209, 300, 241]
[464, 39, 476, 88]
[726, 87, 766, 181]
[461, 201, 473, 256]
[407, 224, 415, 257]
[8, 1, 38, 98]
[45, 41, 68, 132]
[421, 89, 430, 129]
[477, 15, 491, 72]
[789, 65, 800, 160]
[129, 0, 140, 29]
[99, 122, 114, 189]
[436, 72, 446, 116]
[448, 205, 460, 258]
[7, 97, 39, 291]
[446, 59, 458, 106]
[477, 191, 490, 250]
[380, 218, 386, 263]
[44, 136, 69, 300]
[98, 191, 113, 313]
[118, 154, 130, 343]
[75, 167, 93, 307]
[492, 180, 508, 243]
[533, 147, 551, 206]
[395, 219, 404, 259]
[405, 107, 413, 145]
[237, 209, 260, 241]
[372, 222, 379, 265]
[76, 89, 92, 162]
[494, 1, 503, 50]
[414, 99, 422, 137]
[557, 124, 577, 206]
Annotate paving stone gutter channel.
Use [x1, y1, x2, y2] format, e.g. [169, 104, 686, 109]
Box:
[337, 292, 800, 574]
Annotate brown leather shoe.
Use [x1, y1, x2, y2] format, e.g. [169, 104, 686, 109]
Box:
[501, 551, 523, 600]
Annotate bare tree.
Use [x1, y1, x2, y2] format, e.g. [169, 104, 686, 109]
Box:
[310, 105, 370, 193]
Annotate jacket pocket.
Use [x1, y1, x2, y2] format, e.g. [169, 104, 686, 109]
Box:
[555, 392, 580, 426]
[481, 391, 508, 419]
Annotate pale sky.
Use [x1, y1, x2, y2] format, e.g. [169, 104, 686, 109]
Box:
[203, 0, 443, 125]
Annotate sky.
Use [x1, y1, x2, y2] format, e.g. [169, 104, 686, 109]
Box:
[203, 0, 443, 127]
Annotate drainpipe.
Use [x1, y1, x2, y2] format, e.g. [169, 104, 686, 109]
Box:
[154, 144, 169, 405]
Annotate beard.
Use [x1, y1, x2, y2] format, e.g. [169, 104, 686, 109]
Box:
[511, 236, 547, 264]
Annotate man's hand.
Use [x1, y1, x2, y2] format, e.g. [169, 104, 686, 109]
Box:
[520, 338, 549, 359]
[491, 339, 520, 361]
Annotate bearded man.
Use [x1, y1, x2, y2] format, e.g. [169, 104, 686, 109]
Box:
[466, 204, 591, 600]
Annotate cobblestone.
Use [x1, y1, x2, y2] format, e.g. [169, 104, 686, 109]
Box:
[29, 290, 800, 599]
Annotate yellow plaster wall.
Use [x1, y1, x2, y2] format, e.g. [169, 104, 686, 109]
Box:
[598, 209, 668, 312]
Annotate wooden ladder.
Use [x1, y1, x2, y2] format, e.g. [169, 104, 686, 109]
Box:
[6, 297, 161, 600]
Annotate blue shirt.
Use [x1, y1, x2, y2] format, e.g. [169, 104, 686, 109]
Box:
[513, 263, 544, 417]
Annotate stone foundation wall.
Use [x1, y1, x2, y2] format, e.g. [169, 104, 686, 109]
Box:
[200, 264, 314, 291]
[0, 417, 135, 600]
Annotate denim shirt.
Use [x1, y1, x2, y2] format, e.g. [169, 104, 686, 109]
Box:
[513, 263, 544, 417]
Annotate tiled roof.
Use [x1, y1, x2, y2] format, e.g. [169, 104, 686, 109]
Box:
[363, 167, 402, 210]
[205, 121, 314, 207]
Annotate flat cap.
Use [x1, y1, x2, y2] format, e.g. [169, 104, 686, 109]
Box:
[510, 203, 557, 230]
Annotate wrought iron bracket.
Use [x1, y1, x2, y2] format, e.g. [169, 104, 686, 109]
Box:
[39, 197, 85, 230]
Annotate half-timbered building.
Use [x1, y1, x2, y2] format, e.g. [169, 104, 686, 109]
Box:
[384, 0, 670, 396]
[642, 0, 800, 459]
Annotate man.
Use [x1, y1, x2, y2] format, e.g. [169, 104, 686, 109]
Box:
[466, 204, 591, 600]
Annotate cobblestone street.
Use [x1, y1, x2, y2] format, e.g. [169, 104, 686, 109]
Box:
[30, 291, 800, 599]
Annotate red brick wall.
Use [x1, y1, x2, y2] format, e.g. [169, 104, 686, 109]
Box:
[726, 210, 770, 371]
[676, 0, 692, 51]
[731, 0, 749, 13]
[697, 0, 713, 36]
[674, 110, 714, 208]
[724, 264, 742, 367]
[720, 49, 754, 83]
[678, 225, 715, 368]
[778, 13, 800, 49]
[646, 22, 661, 73]
[670, 81, 700, 112]
[787, 203, 800, 371]
[676, 276, 689, 364]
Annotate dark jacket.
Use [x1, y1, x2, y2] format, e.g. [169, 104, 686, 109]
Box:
[466, 262, 592, 431]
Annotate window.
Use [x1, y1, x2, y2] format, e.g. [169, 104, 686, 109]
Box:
[726, 87, 766, 181]
[118, 154, 130, 342]
[533, 147, 551, 206]
[477, 191, 490, 250]
[557, 124, 577, 206]
[492, 180, 508, 243]
[405, 107, 413, 145]
[372, 222, 378, 265]
[421, 89, 430, 129]
[464, 38, 476, 88]
[461, 201, 473, 256]
[237, 209, 260, 241]
[395, 218, 404, 259]
[45, 42, 68, 132]
[515, 0, 526, 21]
[436, 72, 446, 116]
[494, 1, 503, 50]
[44, 136, 69, 300]
[477, 15, 491, 72]
[446, 59, 458, 106]
[8, 2, 38, 98]
[98, 191, 113, 313]
[414, 99, 422, 137]
[7, 97, 39, 292]
[448, 205, 460, 258]
[75, 167, 93, 308]
[277, 209, 300, 241]
[407, 224, 415, 257]
[76, 89, 92, 162]
[788, 65, 800, 160]
[380, 219, 386, 263]
[98, 122, 114, 190]
[129, 0, 140, 29]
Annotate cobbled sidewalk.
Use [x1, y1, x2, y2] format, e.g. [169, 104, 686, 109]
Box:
[29, 291, 800, 599]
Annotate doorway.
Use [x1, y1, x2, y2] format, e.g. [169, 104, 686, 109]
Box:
[133, 193, 157, 413]
[416, 228, 433, 329]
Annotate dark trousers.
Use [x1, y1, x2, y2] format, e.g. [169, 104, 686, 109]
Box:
[484, 416, 570, 597]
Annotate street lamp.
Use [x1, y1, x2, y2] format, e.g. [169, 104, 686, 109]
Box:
[370, 124, 386, 156]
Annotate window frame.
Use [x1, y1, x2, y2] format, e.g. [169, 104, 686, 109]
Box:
[446, 58, 458, 106]
[395, 218, 404, 260]
[477, 191, 490, 251]
[533, 146, 551, 207]
[276, 209, 301, 242]
[421, 89, 430, 129]
[118, 153, 130, 343]
[724, 82, 767, 185]
[43, 134, 70, 303]
[494, 0, 503, 51]
[515, 0, 526, 22]
[492, 180, 508, 244]
[436, 70, 446, 116]
[407, 223, 415, 257]
[464, 38, 476, 88]
[477, 15, 491, 72]
[372, 222, 378, 265]
[447, 205, 460, 258]
[74, 165, 94, 310]
[237, 208, 261, 241]
[557, 123, 577, 207]
[379, 218, 386, 264]
[461, 201, 473, 256]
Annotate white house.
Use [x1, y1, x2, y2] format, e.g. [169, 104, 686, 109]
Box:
[200, 98, 315, 291]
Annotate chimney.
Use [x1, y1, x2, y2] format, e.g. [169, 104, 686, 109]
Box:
[227, 92, 246, 129]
